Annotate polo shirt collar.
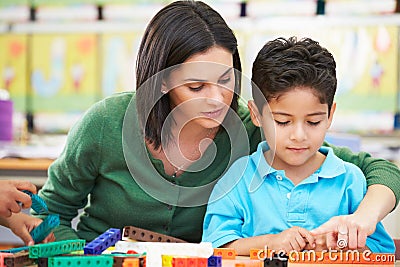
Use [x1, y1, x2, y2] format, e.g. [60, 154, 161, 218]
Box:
[251, 142, 346, 181]
[317, 146, 346, 178]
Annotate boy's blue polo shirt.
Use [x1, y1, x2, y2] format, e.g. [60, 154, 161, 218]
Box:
[202, 141, 394, 253]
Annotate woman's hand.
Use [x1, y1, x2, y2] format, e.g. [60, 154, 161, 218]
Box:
[269, 226, 315, 253]
[1, 213, 55, 246]
[310, 213, 374, 250]
[311, 185, 395, 250]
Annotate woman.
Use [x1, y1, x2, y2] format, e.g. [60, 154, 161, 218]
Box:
[10, 1, 399, 249]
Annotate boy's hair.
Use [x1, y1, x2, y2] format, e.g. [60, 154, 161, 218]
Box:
[252, 36, 337, 115]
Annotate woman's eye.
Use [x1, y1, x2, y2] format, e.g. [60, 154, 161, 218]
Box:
[275, 120, 289, 126]
[188, 84, 204, 91]
[218, 77, 231, 84]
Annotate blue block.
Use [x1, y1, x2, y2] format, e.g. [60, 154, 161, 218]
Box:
[30, 214, 60, 243]
[208, 255, 222, 267]
[83, 228, 121, 255]
[23, 190, 49, 214]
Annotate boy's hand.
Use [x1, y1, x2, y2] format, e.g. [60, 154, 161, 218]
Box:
[304, 234, 328, 251]
[269, 226, 315, 253]
[2, 213, 55, 246]
[0, 180, 37, 217]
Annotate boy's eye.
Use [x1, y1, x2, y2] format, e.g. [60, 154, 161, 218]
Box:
[275, 120, 289, 126]
[308, 121, 321, 126]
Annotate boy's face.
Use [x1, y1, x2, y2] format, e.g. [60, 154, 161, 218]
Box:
[250, 87, 336, 170]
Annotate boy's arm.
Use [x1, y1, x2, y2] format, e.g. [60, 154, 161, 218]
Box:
[224, 227, 315, 255]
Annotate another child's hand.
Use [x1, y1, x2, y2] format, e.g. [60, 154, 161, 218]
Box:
[3, 213, 55, 246]
[0, 180, 37, 217]
[269, 226, 315, 253]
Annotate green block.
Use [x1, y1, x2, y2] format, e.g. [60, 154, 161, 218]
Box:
[48, 255, 113, 267]
[29, 239, 86, 258]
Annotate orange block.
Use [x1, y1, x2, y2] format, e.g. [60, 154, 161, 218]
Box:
[249, 249, 274, 260]
[214, 248, 237, 259]
[170, 257, 209, 267]
[123, 258, 140, 267]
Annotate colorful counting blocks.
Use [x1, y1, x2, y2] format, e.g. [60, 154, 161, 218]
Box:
[48, 255, 113, 267]
[84, 228, 121, 255]
[207, 255, 222, 267]
[30, 214, 60, 243]
[23, 190, 48, 214]
[213, 248, 236, 259]
[29, 239, 86, 258]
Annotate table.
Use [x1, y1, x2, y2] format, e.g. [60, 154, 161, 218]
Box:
[0, 158, 53, 187]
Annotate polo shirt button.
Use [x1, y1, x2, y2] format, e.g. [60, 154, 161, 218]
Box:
[167, 205, 172, 210]
[286, 192, 291, 199]
[276, 175, 282, 180]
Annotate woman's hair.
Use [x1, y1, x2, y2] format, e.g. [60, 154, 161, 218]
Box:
[136, 0, 241, 150]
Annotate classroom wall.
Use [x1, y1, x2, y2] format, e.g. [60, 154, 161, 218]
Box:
[0, 0, 399, 134]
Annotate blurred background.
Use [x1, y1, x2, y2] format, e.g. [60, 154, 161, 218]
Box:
[0, 0, 400, 244]
[0, 0, 399, 135]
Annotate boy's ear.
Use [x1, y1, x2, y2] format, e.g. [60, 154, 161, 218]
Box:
[327, 102, 337, 128]
[248, 100, 262, 127]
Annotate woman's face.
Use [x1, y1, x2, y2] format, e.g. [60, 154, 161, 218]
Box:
[163, 46, 235, 130]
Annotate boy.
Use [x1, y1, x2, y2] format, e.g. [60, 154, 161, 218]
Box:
[202, 37, 395, 255]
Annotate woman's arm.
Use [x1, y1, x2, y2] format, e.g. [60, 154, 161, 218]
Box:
[324, 142, 399, 208]
[312, 143, 399, 249]
[311, 184, 395, 249]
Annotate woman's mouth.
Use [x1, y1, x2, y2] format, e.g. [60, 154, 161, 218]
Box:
[202, 108, 224, 119]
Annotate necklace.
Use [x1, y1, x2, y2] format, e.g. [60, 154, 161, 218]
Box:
[169, 127, 216, 178]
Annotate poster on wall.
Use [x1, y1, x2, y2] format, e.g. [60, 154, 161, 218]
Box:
[31, 34, 98, 112]
[101, 32, 143, 96]
[0, 34, 27, 112]
[30, 34, 98, 132]
[235, 22, 398, 133]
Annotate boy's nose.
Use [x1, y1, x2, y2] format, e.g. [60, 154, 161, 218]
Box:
[290, 124, 307, 141]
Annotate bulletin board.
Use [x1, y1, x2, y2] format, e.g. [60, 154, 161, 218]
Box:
[101, 32, 143, 96]
[0, 34, 27, 112]
[30, 34, 98, 113]
[234, 22, 398, 132]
